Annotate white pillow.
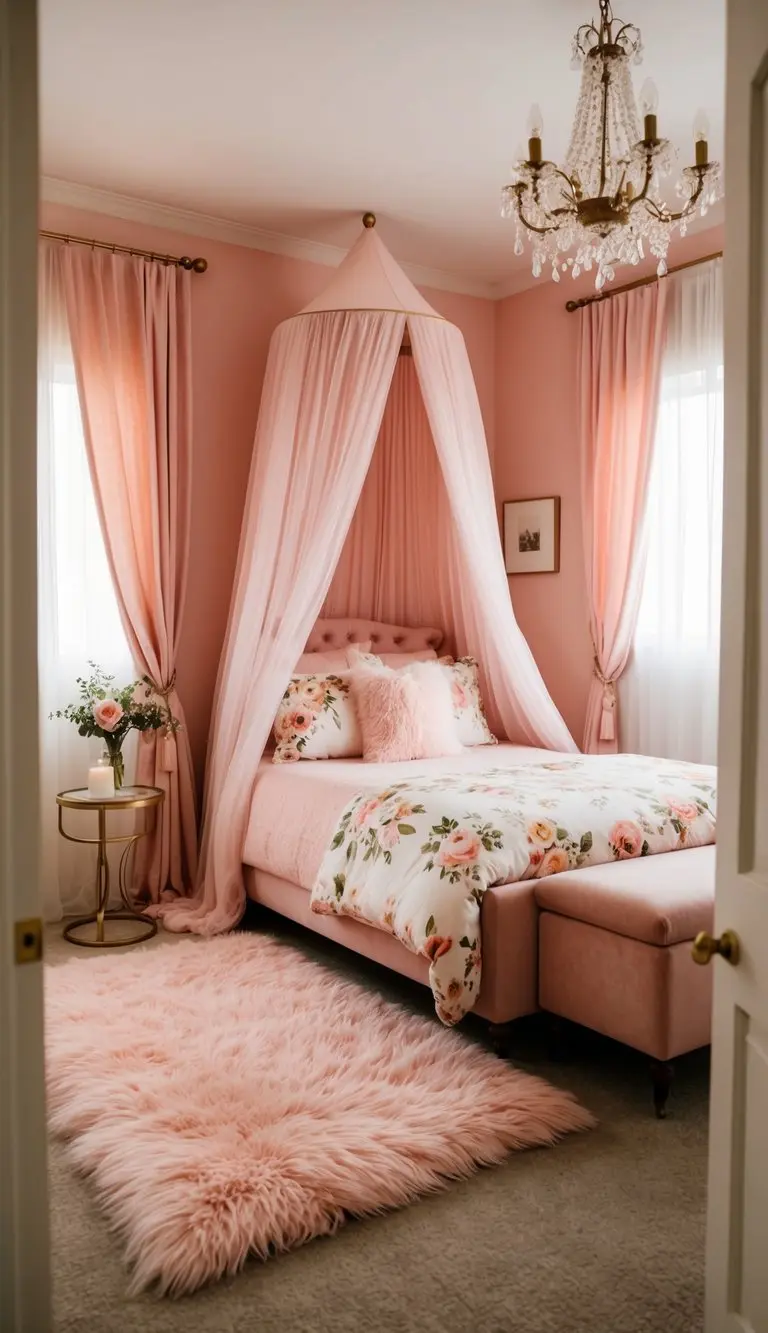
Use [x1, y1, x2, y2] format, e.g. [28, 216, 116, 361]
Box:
[441, 657, 497, 746]
[272, 671, 361, 763]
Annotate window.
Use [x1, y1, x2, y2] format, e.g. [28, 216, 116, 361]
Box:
[38, 254, 134, 920]
[622, 261, 723, 765]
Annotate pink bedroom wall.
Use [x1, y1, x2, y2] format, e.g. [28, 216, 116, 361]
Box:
[41, 201, 496, 785]
[494, 222, 724, 745]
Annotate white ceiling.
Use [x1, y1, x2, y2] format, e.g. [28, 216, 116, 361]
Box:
[40, 0, 725, 294]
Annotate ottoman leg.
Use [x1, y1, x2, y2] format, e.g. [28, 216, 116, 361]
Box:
[650, 1060, 674, 1118]
[545, 1013, 567, 1062]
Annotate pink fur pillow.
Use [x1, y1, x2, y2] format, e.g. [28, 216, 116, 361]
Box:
[351, 660, 463, 763]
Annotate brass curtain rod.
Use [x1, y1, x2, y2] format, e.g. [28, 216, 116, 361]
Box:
[40, 229, 208, 273]
[564, 249, 722, 312]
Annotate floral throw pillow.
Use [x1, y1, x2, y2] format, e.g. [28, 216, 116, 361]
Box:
[272, 672, 362, 763]
[441, 657, 497, 747]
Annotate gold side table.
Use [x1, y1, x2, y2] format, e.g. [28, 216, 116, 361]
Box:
[56, 785, 164, 947]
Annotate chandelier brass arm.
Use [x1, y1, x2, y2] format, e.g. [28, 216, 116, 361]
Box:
[635, 166, 708, 225]
[509, 179, 580, 237]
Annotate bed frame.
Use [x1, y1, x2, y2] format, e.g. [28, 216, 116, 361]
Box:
[243, 618, 715, 1113]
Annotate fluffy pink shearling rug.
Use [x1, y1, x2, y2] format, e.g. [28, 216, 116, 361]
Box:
[45, 933, 594, 1296]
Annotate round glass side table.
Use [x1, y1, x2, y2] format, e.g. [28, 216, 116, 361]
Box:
[56, 785, 164, 947]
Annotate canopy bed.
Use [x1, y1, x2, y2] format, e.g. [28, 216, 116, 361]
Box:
[156, 219, 716, 1109]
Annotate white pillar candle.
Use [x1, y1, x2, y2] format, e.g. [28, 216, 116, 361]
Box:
[88, 763, 115, 798]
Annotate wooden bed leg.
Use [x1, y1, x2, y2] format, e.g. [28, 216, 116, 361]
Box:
[650, 1060, 674, 1118]
[488, 1022, 515, 1058]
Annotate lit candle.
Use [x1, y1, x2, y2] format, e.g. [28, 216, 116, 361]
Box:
[88, 763, 115, 798]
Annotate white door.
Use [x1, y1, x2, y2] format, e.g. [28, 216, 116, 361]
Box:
[705, 1, 768, 1330]
[0, 0, 51, 1330]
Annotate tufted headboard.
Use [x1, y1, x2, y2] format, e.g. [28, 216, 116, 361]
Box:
[305, 618, 444, 655]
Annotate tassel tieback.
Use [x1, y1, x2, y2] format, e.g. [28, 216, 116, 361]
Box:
[142, 671, 179, 772]
[592, 657, 617, 743]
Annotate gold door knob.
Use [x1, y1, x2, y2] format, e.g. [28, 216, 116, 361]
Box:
[691, 929, 740, 967]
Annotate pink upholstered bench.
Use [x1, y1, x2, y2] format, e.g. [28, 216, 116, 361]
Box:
[534, 846, 715, 1117]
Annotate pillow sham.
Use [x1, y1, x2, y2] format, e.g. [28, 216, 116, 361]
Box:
[350, 659, 463, 763]
[442, 657, 497, 747]
[272, 671, 361, 763]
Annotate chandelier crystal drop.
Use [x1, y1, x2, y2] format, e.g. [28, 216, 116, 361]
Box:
[500, 0, 722, 289]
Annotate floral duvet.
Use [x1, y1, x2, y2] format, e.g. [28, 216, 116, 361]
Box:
[310, 754, 717, 1025]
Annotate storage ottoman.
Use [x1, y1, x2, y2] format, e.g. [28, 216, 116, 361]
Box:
[535, 846, 715, 1116]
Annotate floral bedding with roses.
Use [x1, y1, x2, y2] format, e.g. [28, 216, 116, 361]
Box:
[310, 754, 717, 1025]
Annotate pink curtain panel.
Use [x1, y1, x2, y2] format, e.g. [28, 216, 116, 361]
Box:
[578, 283, 669, 754]
[157, 227, 575, 936]
[55, 243, 198, 900]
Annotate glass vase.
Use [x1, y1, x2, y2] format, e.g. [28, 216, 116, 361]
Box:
[102, 737, 125, 790]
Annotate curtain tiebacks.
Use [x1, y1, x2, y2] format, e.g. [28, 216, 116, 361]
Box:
[593, 658, 617, 742]
[142, 671, 179, 773]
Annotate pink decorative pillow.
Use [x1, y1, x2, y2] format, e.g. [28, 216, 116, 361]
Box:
[350, 660, 463, 763]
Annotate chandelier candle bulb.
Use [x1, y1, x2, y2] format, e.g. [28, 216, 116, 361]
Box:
[639, 77, 659, 114]
[526, 103, 544, 137]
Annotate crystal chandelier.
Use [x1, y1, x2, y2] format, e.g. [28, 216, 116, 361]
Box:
[500, 0, 722, 289]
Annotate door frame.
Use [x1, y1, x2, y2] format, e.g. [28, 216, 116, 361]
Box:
[0, 0, 51, 1328]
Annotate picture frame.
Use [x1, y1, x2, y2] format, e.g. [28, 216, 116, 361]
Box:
[503, 496, 561, 575]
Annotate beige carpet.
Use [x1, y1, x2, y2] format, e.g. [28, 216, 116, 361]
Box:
[47, 910, 708, 1333]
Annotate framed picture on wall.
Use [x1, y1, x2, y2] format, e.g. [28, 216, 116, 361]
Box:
[503, 497, 561, 574]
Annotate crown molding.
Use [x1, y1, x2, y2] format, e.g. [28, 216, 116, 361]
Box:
[492, 270, 543, 300]
[40, 176, 499, 301]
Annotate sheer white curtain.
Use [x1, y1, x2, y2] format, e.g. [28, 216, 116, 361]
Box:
[38, 245, 136, 921]
[621, 259, 723, 765]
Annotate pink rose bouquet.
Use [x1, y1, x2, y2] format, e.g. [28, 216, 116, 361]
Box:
[51, 662, 179, 789]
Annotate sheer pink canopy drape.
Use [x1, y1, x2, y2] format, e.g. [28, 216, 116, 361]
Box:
[55, 243, 198, 899]
[161, 311, 405, 932]
[579, 284, 669, 753]
[158, 299, 575, 935]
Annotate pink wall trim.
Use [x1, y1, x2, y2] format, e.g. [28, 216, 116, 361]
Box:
[41, 203, 496, 788]
[494, 224, 724, 743]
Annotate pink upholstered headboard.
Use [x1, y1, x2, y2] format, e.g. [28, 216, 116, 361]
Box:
[306, 618, 444, 655]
